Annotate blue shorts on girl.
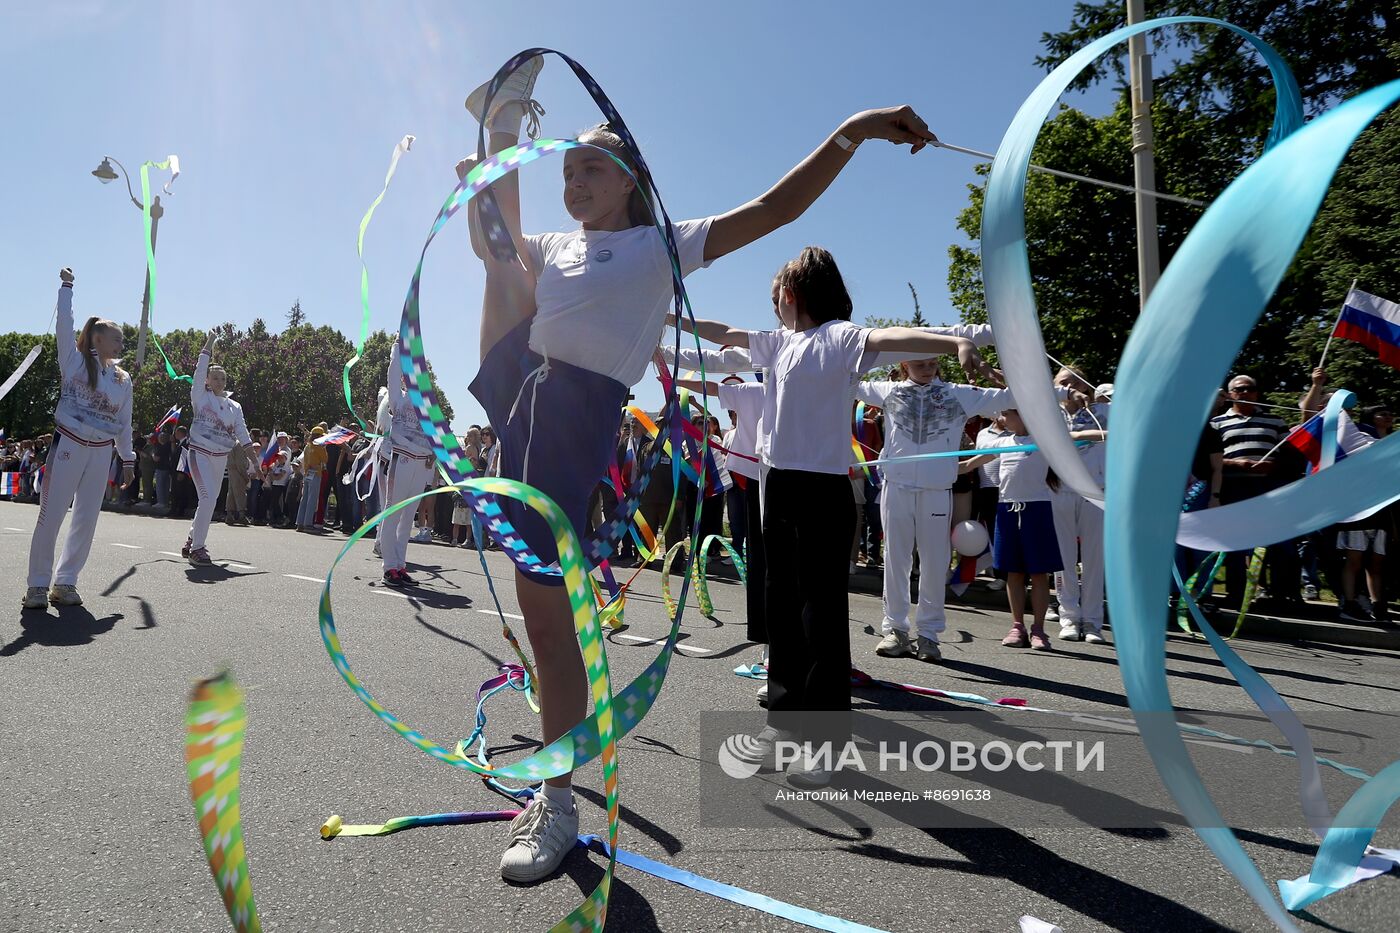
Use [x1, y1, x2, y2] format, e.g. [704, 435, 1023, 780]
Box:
[469, 319, 628, 584]
[993, 501, 1063, 575]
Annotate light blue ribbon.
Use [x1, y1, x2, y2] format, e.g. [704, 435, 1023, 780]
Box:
[983, 13, 1400, 928]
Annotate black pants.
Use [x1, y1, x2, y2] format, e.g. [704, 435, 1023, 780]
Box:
[743, 477, 766, 644]
[764, 469, 854, 742]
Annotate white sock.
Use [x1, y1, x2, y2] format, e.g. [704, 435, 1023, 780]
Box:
[542, 782, 575, 813]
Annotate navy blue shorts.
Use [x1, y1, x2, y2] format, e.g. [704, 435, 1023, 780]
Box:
[993, 501, 1063, 575]
[469, 319, 629, 585]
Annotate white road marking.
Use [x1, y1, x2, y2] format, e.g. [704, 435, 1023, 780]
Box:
[612, 633, 712, 655]
[4, 527, 24, 532]
[111, 543, 143, 549]
[476, 608, 525, 621]
[373, 589, 410, 599]
[158, 551, 184, 558]
[284, 574, 324, 583]
[222, 559, 255, 567]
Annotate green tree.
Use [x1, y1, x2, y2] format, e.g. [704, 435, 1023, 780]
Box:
[0, 333, 60, 438]
[3, 313, 453, 441]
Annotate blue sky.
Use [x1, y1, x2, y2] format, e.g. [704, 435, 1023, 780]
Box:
[1, 0, 1116, 427]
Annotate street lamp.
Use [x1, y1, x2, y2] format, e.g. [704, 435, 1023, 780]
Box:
[92, 155, 164, 368]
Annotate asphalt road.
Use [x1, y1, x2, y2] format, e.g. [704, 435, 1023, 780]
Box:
[2, 500, 1398, 932]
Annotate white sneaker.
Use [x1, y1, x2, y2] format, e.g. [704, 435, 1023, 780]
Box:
[372, 539, 382, 558]
[731, 725, 793, 770]
[786, 751, 834, 789]
[499, 794, 579, 883]
[49, 584, 83, 607]
[1302, 584, 1319, 601]
[1084, 630, 1107, 645]
[1058, 623, 1082, 642]
[465, 56, 546, 138]
[1045, 605, 1060, 623]
[22, 586, 48, 610]
[756, 683, 769, 704]
[875, 630, 914, 658]
[986, 578, 1006, 592]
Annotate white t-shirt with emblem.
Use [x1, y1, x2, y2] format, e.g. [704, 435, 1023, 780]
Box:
[524, 218, 713, 387]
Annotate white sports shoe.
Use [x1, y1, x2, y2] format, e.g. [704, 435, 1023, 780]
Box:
[22, 586, 48, 610]
[372, 539, 382, 558]
[1058, 623, 1082, 642]
[499, 794, 578, 883]
[756, 683, 769, 704]
[875, 630, 914, 658]
[465, 56, 546, 138]
[1083, 630, 1107, 645]
[49, 584, 83, 606]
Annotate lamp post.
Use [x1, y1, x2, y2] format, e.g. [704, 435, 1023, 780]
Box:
[1126, 0, 1161, 308]
[92, 156, 163, 369]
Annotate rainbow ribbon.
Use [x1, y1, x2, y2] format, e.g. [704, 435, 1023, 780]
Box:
[344, 134, 414, 437]
[659, 534, 748, 619]
[184, 671, 260, 933]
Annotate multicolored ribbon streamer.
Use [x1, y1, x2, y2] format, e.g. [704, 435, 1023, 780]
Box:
[659, 534, 748, 618]
[319, 476, 622, 932]
[184, 671, 260, 933]
[321, 809, 893, 933]
[345, 134, 414, 437]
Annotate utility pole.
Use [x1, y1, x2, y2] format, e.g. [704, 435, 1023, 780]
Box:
[1127, 0, 1161, 308]
[137, 196, 163, 368]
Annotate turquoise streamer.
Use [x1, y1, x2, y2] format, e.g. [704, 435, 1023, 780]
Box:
[1103, 63, 1400, 931]
[984, 14, 1400, 927]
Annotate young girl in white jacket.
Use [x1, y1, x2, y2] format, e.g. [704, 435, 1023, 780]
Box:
[24, 268, 135, 609]
[376, 356, 436, 587]
[183, 333, 255, 566]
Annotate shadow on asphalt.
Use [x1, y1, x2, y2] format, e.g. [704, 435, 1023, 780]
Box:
[1, 606, 123, 656]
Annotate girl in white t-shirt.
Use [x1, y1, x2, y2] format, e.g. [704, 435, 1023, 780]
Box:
[964, 410, 1104, 650]
[24, 268, 135, 610]
[456, 58, 943, 882]
[679, 247, 1000, 787]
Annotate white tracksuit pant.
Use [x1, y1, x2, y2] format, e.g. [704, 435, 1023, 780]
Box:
[378, 451, 434, 572]
[1051, 490, 1105, 633]
[880, 484, 952, 641]
[27, 436, 112, 588]
[186, 448, 229, 551]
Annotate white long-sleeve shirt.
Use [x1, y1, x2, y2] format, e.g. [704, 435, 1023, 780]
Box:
[189, 350, 253, 455]
[52, 286, 135, 464]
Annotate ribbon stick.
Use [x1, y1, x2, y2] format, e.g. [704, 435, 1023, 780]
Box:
[185, 671, 260, 933]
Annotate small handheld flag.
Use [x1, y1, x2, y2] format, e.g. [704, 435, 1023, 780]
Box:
[1331, 287, 1400, 370]
[154, 404, 182, 433]
[260, 432, 282, 470]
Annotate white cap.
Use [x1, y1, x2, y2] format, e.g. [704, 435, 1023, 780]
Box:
[1094, 383, 1114, 399]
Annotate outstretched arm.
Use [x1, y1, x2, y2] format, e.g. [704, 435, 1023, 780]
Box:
[55, 268, 82, 381]
[669, 312, 750, 348]
[703, 107, 937, 262]
[866, 330, 1004, 387]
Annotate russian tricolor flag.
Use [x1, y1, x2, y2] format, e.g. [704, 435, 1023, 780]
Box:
[0, 473, 20, 495]
[313, 425, 357, 446]
[1334, 288, 1400, 369]
[260, 432, 282, 470]
[1284, 413, 1350, 474]
[154, 404, 181, 433]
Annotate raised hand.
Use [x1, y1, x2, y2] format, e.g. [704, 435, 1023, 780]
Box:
[843, 106, 938, 154]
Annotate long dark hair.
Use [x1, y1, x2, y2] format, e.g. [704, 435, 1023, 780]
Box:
[776, 247, 853, 325]
[577, 124, 653, 228]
